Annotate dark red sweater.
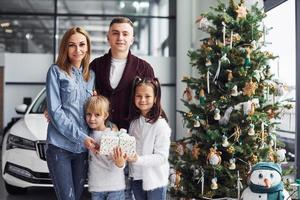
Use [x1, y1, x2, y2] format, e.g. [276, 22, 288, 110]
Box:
[90, 50, 154, 129]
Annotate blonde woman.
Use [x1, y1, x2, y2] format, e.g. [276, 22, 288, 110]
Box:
[45, 27, 97, 200]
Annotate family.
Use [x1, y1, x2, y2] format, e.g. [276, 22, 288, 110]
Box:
[45, 17, 171, 200]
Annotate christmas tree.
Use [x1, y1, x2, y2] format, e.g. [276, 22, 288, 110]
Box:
[169, 0, 292, 198]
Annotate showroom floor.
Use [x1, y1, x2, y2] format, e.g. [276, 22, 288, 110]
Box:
[0, 177, 91, 200]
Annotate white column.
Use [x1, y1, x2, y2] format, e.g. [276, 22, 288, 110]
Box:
[176, 0, 215, 139]
[175, 0, 193, 139]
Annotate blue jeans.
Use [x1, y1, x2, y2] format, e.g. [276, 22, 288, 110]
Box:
[46, 144, 88, 200]
[91, 190, 125, 200]
[124, 165, 134, 200]
[131, 180, 166, 200]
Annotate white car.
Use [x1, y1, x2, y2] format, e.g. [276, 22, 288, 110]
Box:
[1, 88, 51, 194]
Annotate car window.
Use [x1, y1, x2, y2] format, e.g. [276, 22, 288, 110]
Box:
[30, 90, 47, 114]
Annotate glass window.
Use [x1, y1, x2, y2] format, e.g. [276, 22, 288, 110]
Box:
[0, 15, 54, 53]
[264, 0, 296, 159]
[57, 16, 175, 56]
[0, 0, 175, 56]
[0, 0, 54, 13]
[30, 90, 46, 114]
[264, 0, 295, 88]
[57, 0, 171, 16]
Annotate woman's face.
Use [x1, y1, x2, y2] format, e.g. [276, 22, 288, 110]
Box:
[67, 33, 88, 68]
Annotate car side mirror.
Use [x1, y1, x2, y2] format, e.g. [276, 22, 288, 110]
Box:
[15, 104, 28, 114]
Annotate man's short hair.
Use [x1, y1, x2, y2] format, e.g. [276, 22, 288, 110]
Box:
[109, 17, 134, 28]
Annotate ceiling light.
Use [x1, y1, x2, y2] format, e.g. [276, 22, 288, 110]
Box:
[25, 33, 33, 40]
[132, 1, 139, 10]
[139, 2, 149, 8]
[133, 21, 139, 27]
[132, 1, 149, 10]
[119, 1, 125, 9]
[5, 29, 13, 33]
[12, 20, 19, 26]
[1, 22, 10, 28]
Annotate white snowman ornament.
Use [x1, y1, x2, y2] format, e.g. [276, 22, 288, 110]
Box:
[241, 162, 290, 200]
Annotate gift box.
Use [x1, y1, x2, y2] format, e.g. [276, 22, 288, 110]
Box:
[99, 129, 136, 156]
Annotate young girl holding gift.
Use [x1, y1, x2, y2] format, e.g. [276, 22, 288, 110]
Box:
[127, 77, 171, 200]
[85, 95, 127, 200]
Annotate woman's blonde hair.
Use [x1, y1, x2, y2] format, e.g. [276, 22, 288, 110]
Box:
[85, 95, 110, 117]
[56, 27, 91, 81]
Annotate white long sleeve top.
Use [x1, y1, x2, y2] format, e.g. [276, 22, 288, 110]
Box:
[129, 116, 171, 191]
[88, 129, 125, 192]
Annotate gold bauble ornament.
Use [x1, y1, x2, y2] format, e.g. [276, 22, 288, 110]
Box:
[248, 124, 255, 136]
[211, 177, 218, 190]
[183, 87, 193, 102]
[232, 33, 241, 42]
[268, 148, 275, 162]
[192, 144, 201, 160]
[250, 154, 258, 163]
[248, 103, 256, 116]
[233, 126, 241, 142]
[267, 109, 276, 119]
[176, 143, 185, 156]
[229, 158, 236, 170]
[227, 146, 235, 154]
[175, 170, 182, 189]
[187, 112, 193, 118]
[227, 70, 233, 81]
[243, 80, 258, 97]
[207, 147, 222, 166]
[236, 4, 247, 19]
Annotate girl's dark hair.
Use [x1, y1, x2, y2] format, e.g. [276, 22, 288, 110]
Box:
[128, 76, 168, 124]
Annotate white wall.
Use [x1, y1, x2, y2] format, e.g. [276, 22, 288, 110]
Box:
[176, 0, 193, 140]
[263, 0, 295, 86]
[0, 54, 4, 66]
[4, 53, 51, 82]
[3, 53, 52, 126]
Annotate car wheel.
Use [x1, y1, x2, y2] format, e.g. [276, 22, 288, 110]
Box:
[4, 181, 27, 195]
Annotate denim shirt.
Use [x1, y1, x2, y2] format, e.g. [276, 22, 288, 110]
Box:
[46, 64, 95, 153]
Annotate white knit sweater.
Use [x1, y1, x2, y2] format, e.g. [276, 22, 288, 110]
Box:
[88, 129, 125, 192]
[129, 116, 171, 191]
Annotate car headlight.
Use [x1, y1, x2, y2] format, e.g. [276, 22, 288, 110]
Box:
[6, 134, 36, 151]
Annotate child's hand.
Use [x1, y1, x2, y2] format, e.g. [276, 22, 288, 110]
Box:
[84, 137, 100, 154]
[111, 123, 119, 132]
[112, 147, 126, 168]
[126, 153, 138, 163]
[43, 110, 50, 123]
[92, 90, 98, 96]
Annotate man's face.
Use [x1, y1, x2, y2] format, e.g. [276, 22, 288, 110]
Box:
[107, 23, 134, 53]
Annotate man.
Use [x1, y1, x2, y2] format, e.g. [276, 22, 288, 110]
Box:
[90, 17, 155, 130]
[90, 17, 155, 200]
